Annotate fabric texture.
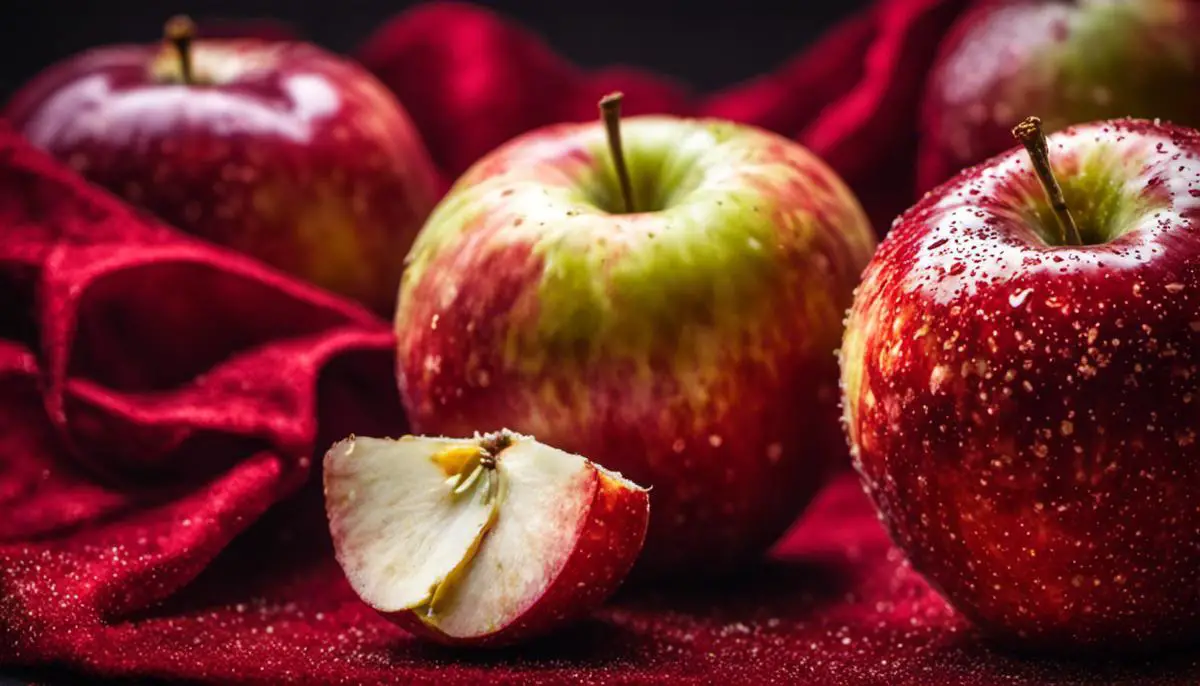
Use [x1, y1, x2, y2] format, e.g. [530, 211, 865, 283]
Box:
[5, 1, 1198, 683]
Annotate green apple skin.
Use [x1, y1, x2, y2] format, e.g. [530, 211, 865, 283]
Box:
[394, 116, 876, 577]
[918, 0, 1200, 191]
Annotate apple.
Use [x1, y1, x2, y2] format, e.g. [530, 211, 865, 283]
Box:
[323, 430, 649, 646]
[394, 93, 877, 577]
[4, 16, 439, 315]
[917, 0, 1200, 191]
[842, 116, 1200, 651]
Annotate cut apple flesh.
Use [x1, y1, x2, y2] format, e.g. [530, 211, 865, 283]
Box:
[323, 431, 617, 639]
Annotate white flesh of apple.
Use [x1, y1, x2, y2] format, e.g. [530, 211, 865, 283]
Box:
[324, 433, 596, 638]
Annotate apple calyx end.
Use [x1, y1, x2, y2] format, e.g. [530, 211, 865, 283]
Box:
[1011, 115, 1082, 246]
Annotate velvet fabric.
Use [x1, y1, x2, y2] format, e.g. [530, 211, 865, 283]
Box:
[5, 1, 1198, 683]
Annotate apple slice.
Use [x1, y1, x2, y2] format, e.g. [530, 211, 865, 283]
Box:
[323, 430, 650, 646]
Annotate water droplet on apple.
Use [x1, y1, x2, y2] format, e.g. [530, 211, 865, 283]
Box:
[423, 355, 442, 375]
[1009, 288, 1033, 308]
[1178, 429, 1195, 447]
[766, 442, 783, 463]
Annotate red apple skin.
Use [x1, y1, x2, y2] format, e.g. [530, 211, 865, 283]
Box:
[843, 119, 1200, 651]
[390, 468, 650, 647]
[4, 38, 439, 315]
[917, 0, 1200, 192]
[395, 118, 876, 578]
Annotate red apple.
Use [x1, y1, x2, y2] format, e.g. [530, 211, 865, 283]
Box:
[394, 94, 877, 577]
[4, 16, 439, 315]
[323, 430, 649, 646]
[918, 0, 1200, 191]
[842, 116, 1200, 651]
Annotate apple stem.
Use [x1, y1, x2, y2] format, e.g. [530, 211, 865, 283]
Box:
[1012, 116, 1081, 246]
[165, 15, 197, 85]
[599, 92, 636, 213]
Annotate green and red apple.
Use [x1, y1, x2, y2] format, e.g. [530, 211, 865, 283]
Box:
[4, 17, 439, 315]
[324, 430, 649, 646]
[843, 116, 1200, 651]
[918, 0, 1200, 190]
[394, 94, 877, 577]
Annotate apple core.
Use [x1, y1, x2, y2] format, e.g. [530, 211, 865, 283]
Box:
[325, 432, 650, 645]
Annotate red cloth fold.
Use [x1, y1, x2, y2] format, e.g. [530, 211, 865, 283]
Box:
[5, 1, 1199, 683]
[355, 2, 694, 189]
[700, 0, 968, 231]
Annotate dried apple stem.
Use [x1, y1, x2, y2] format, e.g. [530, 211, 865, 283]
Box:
[478, 430, 515, 460]
[1012, 116, 1081, 246]
[164, 15, 197, 85]
[599, 92, 636, 213]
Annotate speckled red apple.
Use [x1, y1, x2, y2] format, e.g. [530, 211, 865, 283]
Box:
[4, 17, 439, 314]
[843, 117, 1200, 651]
[324, 430, 649, 646]
[394, 94, 876, 577]
[918, 0, 1200, 191]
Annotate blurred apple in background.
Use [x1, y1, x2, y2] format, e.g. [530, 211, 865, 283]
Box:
[394, 93, 876, 577]
[844, 117, 1200, 651]
[5, 16, 439, 315]
[917, 0, 1200, 191]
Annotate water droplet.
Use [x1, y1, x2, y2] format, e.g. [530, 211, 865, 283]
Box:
[766, 442, 783, 463]
[1009, 288, 1033, 308]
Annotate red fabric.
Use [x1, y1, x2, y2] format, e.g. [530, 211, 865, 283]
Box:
[355, 2, 694, 189]
[701, 0, 968, 232]
[5, 1, 1199, 683]
[358, 0, 966, 234]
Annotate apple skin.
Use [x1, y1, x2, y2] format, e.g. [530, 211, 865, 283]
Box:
[917, 0, 1200, 192]
[395, 116, 877, 577]
[4, 37, 439, 315]
[393, 465, 649, 647]
[842, 118, 1200, 651]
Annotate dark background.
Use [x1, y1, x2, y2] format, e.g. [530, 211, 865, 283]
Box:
[0, 1, 870, 683]
[0, 0, 873, 102]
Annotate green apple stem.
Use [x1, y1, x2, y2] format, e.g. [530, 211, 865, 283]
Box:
[165, 15, 197, 85]
[1012, 116, 1081, 246]
[599, 92, 636, 213]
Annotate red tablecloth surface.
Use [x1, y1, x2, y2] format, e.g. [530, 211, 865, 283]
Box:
[4, 1, 1200, 683]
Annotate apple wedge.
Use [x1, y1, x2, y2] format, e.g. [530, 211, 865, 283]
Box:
[323, 430, 650, 646]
